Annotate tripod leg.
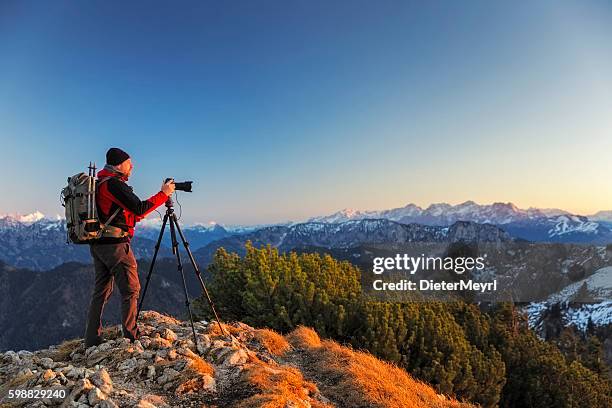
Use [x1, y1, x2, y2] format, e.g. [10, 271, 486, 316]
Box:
[169, 215, 201, 352]
[136, 213, 169, 322]
[172, 213, 228, 337]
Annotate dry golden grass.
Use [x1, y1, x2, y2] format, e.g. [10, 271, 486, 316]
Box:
[237, 362, 332, 408]
[286, 326, 322, 349]
[0, 371, 36, 403]
[206, 322, 242, 337]
[0, 402, 25, 408]
[285, 327, 474, 408]
[253, 328, 292, 356]
[184, 354, 215, 377]
[47, 338, 82, 362]
[101, 324, 122, 340]
[175, 351, 216, 395]
[1, 372, 35, 389]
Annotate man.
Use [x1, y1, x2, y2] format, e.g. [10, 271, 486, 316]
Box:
[85, 147, 175, 347]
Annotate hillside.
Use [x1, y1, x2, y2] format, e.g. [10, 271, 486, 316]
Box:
[0, 311, 472, 408]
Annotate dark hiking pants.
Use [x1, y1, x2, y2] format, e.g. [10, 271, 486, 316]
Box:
[85, 242, 140, 347]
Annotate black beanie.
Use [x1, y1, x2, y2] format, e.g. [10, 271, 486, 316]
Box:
[106, 147, 130, 165]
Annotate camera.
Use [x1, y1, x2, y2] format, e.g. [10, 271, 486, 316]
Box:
[165, 178, 193, 192]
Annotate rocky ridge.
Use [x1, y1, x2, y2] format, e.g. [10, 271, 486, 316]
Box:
[0, 311, 470, 408]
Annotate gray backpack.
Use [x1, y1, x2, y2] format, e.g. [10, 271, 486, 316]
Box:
[61, 162, 127, 244]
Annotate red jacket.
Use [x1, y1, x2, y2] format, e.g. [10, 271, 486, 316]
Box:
[95, 168, 168, 243]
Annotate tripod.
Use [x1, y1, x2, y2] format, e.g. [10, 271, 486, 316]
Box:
[136, 197, 227, 353]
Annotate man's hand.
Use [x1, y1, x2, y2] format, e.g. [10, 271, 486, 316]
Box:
[161, 179, 176, 196]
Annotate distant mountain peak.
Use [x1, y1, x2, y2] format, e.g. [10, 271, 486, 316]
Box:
[0, 210, 46, 224]
[306, 201, 612, 243]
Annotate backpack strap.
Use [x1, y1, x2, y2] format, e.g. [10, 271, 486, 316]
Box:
[96, 177, 129, 239]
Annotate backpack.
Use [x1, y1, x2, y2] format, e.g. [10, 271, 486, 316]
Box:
[61, 162, 128, 244]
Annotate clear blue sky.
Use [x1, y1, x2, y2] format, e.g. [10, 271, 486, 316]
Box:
[1, 1, 611, 224]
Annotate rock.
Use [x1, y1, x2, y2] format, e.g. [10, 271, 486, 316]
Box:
[157, 368, 180, 385]
[69, 378, 94, 401]
[136, 394, 168, 408]
[56, 371, 69, 385]
[166, 349, 178, 360]
[176, 374, 216, 395]
[88, 386, 107, 405]
[97, 342, 113, 352]
[98, 398, 119, 408]
[126, 343, 144, 354]
[71, 353, 84, 361]
[211, 339, 226, 349]
[4, 350, 20, 363]
[91, 368, 113, 395]
[224, 348, 248, 366]
[87, 349, 115, 366]
[173, 360, 187, 371]
[17, 367, 33, 377]
[17, 350, 34, 358]
[201, 374, 216, 392]
[139, 337, 152, 349]
[146, 365, 156, 379]
[149, 337, 172, 349]
[195, 334, 212, 354]
[116, 338, 131, 346]
[85, 345, 98, 357]
[160, 328, 178, 343]
[118, 357, 138, 373]
[58, 364, 75, 374]
[176, 347, 199, 359]
[42, 368, 56, 381]
[196, 342, 207, 355]
[198, 334, 212, 349]
[39, 357, 56, 369]
[134, 400, 156, 408]
[67, 367, 85, 379]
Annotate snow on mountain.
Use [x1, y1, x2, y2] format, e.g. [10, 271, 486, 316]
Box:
[309, 201, 612, 242]
[546, 266, 612, 303]
[308, 208, 372, 223]
[525, 266, 612, 332]
[547, 215, 600, 237]
[0, 211, 47, 224]
[17, 210, 45, 223]
[308, 204, 423, 223]
[310, 201, 536, 225]
[0, 212, 64, 231]
[531, 207, 571, 217]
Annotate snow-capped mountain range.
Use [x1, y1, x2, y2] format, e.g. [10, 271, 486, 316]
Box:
[4, 199, 610, 240]
[0, 213, 240, 270]
[309, 200, 574, 224]
[2, 200, 612, 270]
[308, 201, 611, 243]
